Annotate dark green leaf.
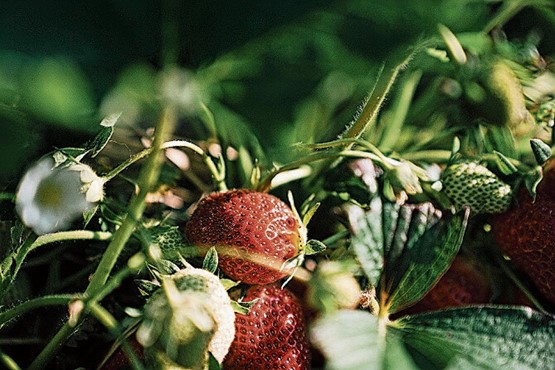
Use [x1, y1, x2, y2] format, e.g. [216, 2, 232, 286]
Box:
[346, 198, 444, 297]
[387, 208, 469, 313]
[346, 198, 384, 286]
[530, 138, 552, 165]
[208, 353, 222, 370]
[397, 306, 555, 370]
[202, 247, 219, 274]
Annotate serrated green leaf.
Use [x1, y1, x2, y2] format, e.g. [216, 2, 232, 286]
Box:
[346, 198, 384, 286]
[202, 247, 219, 274]
[346, 198, 444, 298]
[311, 310, 418, 370]
[397, 306, 555, 370]
[530, 138, 552, 165]
[493, 151, 518, 175]
[387, 208, 469, 313]
[305, 239, 327, 255]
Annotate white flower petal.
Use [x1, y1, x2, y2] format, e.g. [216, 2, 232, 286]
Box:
[15, 157, 100, 235]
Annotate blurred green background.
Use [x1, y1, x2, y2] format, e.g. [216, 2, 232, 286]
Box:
[1, 0, 553, 188]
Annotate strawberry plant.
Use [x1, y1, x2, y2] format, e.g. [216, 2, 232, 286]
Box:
[0, 1, 554, 370]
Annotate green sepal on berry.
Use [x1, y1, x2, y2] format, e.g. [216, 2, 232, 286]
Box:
[441, 160, 512, 214]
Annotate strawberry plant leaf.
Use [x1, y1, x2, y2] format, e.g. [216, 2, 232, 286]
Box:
[346, 198, 385, 286]
[492, 151, 518, 175]
[311, 310, 418, 370]
[305, 239, 327, 255]
[387, 208, 469, 313]
[85, 114, 119, 158]
[396, 306, 555, 369]
[484, 125, 516, 158]
[346, 198, 445, 294]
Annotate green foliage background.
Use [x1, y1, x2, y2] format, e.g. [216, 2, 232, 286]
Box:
[4, 0, 546, 185]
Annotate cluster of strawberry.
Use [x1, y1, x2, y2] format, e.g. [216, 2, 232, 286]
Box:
[186, 189, 311, 370]
[426, 158, 555, 312]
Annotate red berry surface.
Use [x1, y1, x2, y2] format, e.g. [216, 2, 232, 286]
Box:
[186, 190, 301, 284]
[492, 184, 555, 306]
[223, 284, 311, 370]
[400, 256, 493, 315]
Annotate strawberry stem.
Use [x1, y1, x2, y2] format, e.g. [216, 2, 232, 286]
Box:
[29, 106, 177, 370]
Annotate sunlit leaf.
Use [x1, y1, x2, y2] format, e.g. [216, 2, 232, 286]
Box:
[311, 310, 418, 370]
[387, 208, 469, 313]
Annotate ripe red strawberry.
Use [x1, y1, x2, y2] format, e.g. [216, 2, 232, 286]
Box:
[399, 256, 493, 315]
[186, 190, 302, 284]
[223, 284, 311, 370]
[492, 179, 555, 306]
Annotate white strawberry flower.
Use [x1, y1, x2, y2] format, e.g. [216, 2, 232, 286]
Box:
[16, 157, 104, 235]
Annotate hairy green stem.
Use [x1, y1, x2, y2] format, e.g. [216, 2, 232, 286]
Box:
[30, 231, 113, 254]
[0, 294, 77, 329]
[103, 148, 152, 182]
[29, 107, 177, 369]
[257, 149, 384, 191]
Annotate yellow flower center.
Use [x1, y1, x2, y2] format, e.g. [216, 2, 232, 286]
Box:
[35, 177, 64, 208]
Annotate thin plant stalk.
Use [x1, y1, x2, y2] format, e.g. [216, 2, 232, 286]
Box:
[29, 106, 177, 370]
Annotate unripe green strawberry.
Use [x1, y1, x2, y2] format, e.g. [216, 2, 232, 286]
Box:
[441, 161, 512, 214]
[186, 190, 303, 285]
[137, 267, 235, 367]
